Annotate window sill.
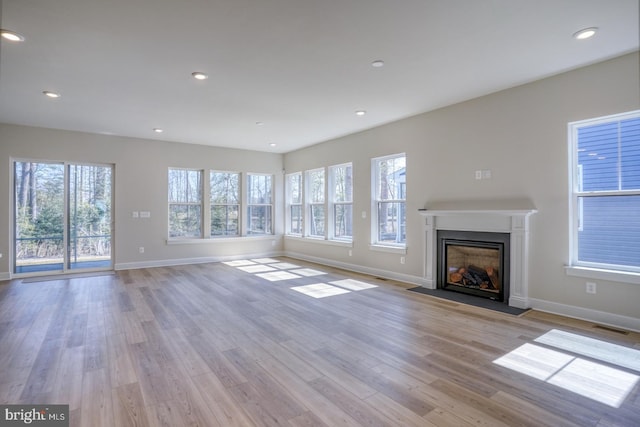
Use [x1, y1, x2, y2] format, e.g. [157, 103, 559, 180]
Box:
[284, 235, 353, 248]
[167, 235, 277, 245]
[369, 244, 407, 255]
[564, 265, 640, 285]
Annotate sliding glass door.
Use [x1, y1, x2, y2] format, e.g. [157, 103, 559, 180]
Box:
[14, 161, 113, 275]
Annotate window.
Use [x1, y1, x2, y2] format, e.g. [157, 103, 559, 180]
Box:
[247, 174, 273, 235]
[168, 168, 202, 238]
[210, 171, 240, 236]
[329, 163, 353, 240]
[569, 111, 640, 272]
[286, 172, 303, 235]
[306, 168, 325, 238]
[372, 153, 406, 246]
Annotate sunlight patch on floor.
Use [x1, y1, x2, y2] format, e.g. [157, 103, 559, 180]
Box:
[535, 329, 640, 372]
[330, 279, 378, 291]
[291, 283, 351, 298]
[290, 268, 327, 277]
[237, 265, 277, 273]
[255, 271, 302, 281]
[227, 258, 379, 299]
[493, 330, 640, 408]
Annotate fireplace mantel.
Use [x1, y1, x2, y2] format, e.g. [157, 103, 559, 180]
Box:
[418, 201, 537, 309]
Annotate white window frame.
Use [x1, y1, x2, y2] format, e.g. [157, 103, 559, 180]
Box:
[246, 173, 274, 235]
[328, 162, 353, 241]
[210, 170, 240, 237]
[305, 168, 326, 239]
[286, 172, 303, 236]
[168, 168, 203, 239]
[371, 153, 406, 250]
[567, 110, 640, 282]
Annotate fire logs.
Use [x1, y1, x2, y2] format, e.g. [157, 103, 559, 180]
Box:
[448, 265, 499, 291]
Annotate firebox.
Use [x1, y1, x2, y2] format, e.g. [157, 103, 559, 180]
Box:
[437, 230, 510, 302]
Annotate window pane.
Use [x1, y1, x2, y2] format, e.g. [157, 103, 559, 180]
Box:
[308, 169, 325, 203]
[247, 206, 272, 234]
[578, 195, 640, 267]
[310, 205, 325, 237]
[211, 205, 239, 236]
[288, 173, 302, 204]
[248, 174, 272, 204]
[621, 117, 640, 190]
[577, 117, 640, 192]
[210, 172, 239, 204]
[332, 164, 352, 202]
[334, 204, 352, 238]
[169, 205, 201, 237]
[377, 202, 406, 243]
[290, 205, 302, 234]
[377, 156, 405, 200]
[169, 169, 201, 203]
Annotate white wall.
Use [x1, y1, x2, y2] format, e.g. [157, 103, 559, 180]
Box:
[284, 52, 640, 328]
[0, 126, 284, 273]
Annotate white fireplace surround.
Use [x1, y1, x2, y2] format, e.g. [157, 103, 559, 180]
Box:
[419, 200, 537, 309]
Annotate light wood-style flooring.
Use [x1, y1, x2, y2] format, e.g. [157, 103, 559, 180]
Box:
[1, 257, 639, 426]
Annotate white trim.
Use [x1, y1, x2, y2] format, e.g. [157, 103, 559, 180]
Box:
[0, 272, 10, 281]
[284, 235, 352, 248]
[369, 244, 407, 254]
[285, 250, 425, 286]
[167, 235, 279, 245]
[565, 265, 640, 285]
[529, 298, 640, 333]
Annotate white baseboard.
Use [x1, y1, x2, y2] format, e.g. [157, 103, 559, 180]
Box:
[115, 250, 284, 271]
[0, 272, 10, 281]
[529, 298, 640, 333]
[284, 251, 427, 287]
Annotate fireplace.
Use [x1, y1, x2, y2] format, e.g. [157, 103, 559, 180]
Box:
[418, 200, 537, 309]
[437, 230, 510, 302]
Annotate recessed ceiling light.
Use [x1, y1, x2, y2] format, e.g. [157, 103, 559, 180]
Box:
[573, 27, 598, 40]
[269, 142, 277, 147]
[0, 29, 25, 42]
[42, 91, 60, 98]
[355, 110, 366, 116]
[153, 128, 164, 133]
[371, 60, 385, 68]
[191, 72, 208, 80]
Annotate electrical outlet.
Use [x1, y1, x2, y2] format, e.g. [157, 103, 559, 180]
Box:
[475, 170, 482, 180]
[139, 247, 145, 254]
[0, 253, 3, 258]
[348, 249, 352, 256]
[586, 282, 596, 294]
[400, 256, 405, 264]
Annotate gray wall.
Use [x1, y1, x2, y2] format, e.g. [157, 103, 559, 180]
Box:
[0, 126, 284, 271]
[284, 52, 640, 323]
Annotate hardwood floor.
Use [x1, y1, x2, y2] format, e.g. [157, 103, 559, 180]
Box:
[1, 257, 639, 426]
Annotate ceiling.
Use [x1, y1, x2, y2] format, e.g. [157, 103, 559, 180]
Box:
[1, 0, 638, 153]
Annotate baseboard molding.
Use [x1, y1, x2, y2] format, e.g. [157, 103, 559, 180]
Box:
[284, 251, 427, 287]
[529, 298, 640, 333]
[115, 250, 285, 271]
[0, 272, 10, 281]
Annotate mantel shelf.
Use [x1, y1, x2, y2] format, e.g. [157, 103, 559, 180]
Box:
[419, 208, 537, 217]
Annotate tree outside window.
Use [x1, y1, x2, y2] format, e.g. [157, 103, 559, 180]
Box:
[168, 168, 202, 238]
[247, 174, 273, 234]
[210, 171, 240, 236]
[373, 154, 406, 245]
